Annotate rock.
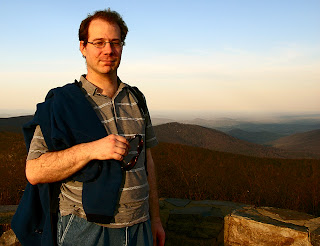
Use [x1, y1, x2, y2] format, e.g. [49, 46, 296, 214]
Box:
[168, 206, 224, 239]
[165, 198, 191, 207]
[0, 206, 18, 226]
[0, 205, 18, 239]
[224, 206, 314, 245]
[161, 199, 320, 245]
[0, 229, 20, 246]
[310, 226, 320, 246]
[160, 198, 243, 246]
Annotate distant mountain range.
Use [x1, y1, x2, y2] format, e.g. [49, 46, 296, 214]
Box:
[227, 128, 286, 145]
[0, 115, 33, 133]
[0, 115, 319, 159]
[153, 115, 320, 136]
[154, 122, 320, 159]
[269, 129, 320, 155]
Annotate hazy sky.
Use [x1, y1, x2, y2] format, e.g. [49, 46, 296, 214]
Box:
[0, 0, 319, 116]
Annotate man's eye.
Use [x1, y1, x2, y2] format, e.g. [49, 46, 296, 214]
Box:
[94, 41, 104, 46]
[112, 41, 121, 46]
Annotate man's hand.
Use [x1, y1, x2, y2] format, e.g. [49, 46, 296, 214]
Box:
[88, 134, 129, 161]
[151, 219, 165, 246]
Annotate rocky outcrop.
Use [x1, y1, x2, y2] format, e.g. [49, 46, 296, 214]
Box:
[159, 198, 247, 246]
[0, 230, 19, 246]
[2, 200, 320, 245]
[225, 206, 320, 245]
[159, 198, 320, 246]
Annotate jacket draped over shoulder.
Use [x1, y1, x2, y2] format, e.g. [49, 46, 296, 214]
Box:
[12, 82, 123, 245]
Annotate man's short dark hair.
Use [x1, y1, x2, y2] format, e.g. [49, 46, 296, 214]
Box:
[79, 9, 128, 45]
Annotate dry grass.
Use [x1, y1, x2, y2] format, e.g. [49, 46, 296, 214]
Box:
[0, 132, 27, 205]
[152, 142, 320, 216]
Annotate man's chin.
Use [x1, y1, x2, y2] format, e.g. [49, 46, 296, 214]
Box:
[99, 68, 117, 76]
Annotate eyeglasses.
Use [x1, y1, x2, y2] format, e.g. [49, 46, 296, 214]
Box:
[121, 134, 144, 171]
[87, 40, 124, 48]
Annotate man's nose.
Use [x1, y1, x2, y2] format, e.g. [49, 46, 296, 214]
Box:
[102, 42, 113, 54]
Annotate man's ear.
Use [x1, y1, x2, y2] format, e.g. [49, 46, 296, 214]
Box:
[80, 41, 87, 58]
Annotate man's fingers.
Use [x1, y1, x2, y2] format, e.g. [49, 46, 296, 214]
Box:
[114, 135, 129, 146]
[158, 235, 165, 246]
[93, 134, 130, 160]
[111, 152, 124, 161]
[114, 140, 129, 150]
[112, 138, 129, 158]
[115, 140, 129, 156]
[114, 146, 128, 156]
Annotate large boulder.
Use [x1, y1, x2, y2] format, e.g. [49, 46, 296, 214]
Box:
[224, 206, 320, 245]
[0, 230, 20, 246]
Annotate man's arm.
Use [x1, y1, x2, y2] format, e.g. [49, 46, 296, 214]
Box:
[146, 148, 165, 246]
[26, 134, 129, 185]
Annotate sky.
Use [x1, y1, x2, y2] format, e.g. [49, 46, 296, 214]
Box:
[0, 0, 319, 118]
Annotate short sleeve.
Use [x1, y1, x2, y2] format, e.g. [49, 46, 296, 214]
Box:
[144, 108, 158, 149]
[26, 125, 49, 160]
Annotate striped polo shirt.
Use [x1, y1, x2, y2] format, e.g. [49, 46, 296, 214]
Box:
[27, 75, 158, 228]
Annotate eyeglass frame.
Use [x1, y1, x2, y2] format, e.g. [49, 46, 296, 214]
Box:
[121, 134, 144, 171]
[86, 39, 125, 48]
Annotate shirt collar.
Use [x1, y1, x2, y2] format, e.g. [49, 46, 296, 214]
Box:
[79, 75, 128, 97]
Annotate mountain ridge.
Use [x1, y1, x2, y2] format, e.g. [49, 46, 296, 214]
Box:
[227, 128, 286, 145]
[269, 129, 320, 155]
[0, 116, 319, 159]
[0, 115, 33, 133]
[154, 122, 320, 159]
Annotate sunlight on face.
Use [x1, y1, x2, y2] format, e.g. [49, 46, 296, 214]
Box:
[80, 19, 123, 79]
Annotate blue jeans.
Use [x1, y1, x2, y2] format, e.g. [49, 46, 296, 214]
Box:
[57, 213, 153, 246]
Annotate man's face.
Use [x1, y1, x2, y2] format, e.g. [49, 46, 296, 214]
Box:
[80, 19, 123, 77]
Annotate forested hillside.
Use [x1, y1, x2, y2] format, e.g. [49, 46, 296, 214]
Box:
[1, 131, 320, 217]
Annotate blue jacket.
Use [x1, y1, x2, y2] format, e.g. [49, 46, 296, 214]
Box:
[11, 82, 123, 245]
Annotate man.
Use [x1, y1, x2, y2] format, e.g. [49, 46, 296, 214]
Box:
[12, 9, 165, 246]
